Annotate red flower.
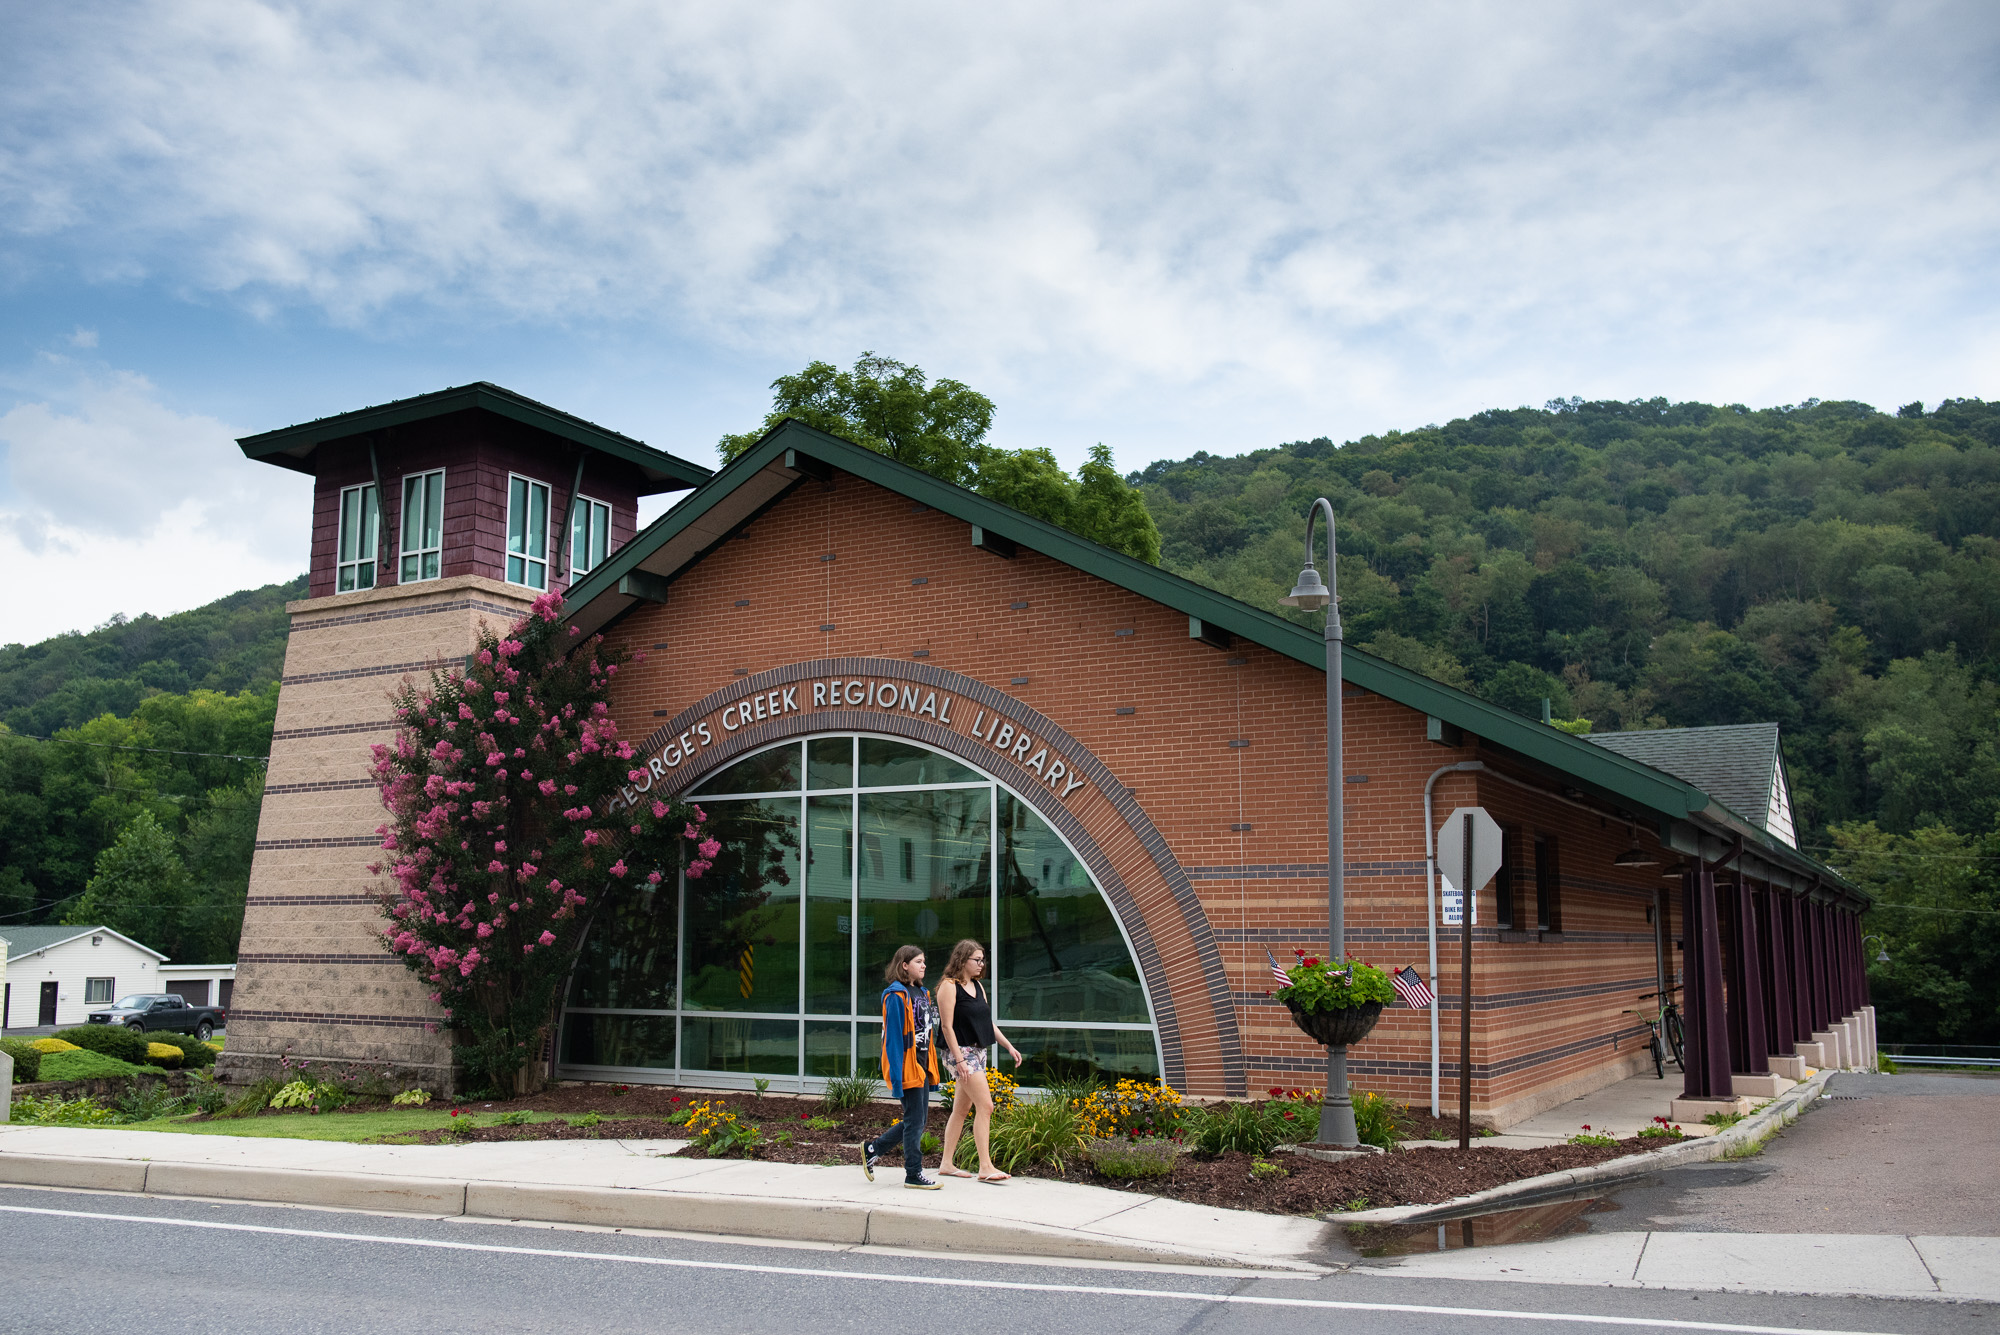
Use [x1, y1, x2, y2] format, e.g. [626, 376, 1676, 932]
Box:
[1269, 1087, 1284, 1097]
[1581, 1124, 1591, 1131]
[1302, 957, 1319, 967]
[449, 1109, 462, 1118]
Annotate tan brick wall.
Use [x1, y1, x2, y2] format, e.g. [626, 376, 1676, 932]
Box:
[218, 576, 536, 1090]
[597, 474, 1672, 1122]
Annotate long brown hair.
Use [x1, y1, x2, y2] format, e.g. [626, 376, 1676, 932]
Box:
[883, 944, 925, 984]
[942, 938, 984, 983]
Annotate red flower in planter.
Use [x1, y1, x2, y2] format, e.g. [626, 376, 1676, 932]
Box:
[1302, 957, 1320, 968]
[1269, 1087, 1284, 1097]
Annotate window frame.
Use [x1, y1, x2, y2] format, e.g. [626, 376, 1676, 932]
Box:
[506, 473, 551, 590]
[1492, 825, 1518, 931]
[335, 483, 378, 592]
[84, 977, 115, 1005]
[569, 494, 613, 577]
[399, 469, 446, 583]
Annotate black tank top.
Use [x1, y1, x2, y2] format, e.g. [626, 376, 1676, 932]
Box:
[949, 979, 994, 1049]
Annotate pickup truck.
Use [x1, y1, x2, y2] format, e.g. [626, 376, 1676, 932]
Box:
[85, 993, 226, 1041]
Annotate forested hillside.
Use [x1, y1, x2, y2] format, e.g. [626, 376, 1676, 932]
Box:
[0, 578, 300, 963]
[1134, 395, 2000, 1047]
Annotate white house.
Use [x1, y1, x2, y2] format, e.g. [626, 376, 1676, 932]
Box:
[2, 926, 173, 1030]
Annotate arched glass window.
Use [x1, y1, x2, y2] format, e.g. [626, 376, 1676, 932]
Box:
[559, 735, 1161, 1089]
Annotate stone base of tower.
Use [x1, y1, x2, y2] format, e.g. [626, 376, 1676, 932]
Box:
[217, 575, 536, 1095]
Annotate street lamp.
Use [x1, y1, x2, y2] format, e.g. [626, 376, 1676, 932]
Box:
[1863, 935, 1890, 964]
[1280, 497, 1358, 1147]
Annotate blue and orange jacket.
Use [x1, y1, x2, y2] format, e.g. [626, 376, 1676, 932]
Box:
[879, 981, 941, 1097]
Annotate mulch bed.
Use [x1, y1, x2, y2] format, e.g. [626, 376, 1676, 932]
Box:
[184, 1084, 1679, 1214]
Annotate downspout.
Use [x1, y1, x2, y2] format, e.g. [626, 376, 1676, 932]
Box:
[559, 454, 587, 583]
[1423, 760, 1482, 1117]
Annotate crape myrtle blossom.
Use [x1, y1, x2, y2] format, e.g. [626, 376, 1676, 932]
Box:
[370, 591, 710, 1095]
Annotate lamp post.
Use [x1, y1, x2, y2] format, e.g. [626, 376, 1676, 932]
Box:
[1862, 934, 1889, 964]
[1280, 497, 1358, 1147]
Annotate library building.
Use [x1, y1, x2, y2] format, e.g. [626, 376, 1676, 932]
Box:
[223, 384, 1877, 1126]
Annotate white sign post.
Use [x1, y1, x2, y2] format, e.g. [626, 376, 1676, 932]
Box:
[1435, 805, 1501, 1148]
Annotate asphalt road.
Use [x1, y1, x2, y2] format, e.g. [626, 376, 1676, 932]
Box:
[0, 1186, 1989, 1335]
[1586, 1071, 2000, 1238]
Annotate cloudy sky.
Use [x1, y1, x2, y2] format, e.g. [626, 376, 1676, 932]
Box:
[2, 1, 1996, 643]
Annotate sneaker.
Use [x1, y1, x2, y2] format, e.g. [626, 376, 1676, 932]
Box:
[904, 1175, 941, 1190]
[861, 1147, 879, 1182]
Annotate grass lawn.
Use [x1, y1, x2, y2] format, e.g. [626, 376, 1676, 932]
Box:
[113, 1109, 585, 1143]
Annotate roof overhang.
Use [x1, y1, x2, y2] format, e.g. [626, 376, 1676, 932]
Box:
[563, 419, 1864, 905]
[237, 382, 713, 494]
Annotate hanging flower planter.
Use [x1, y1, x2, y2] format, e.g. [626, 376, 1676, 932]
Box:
[1272, 950, 1395, 1048]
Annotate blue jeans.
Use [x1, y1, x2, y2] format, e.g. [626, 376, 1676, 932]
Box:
[866, 1087, 931, 1181]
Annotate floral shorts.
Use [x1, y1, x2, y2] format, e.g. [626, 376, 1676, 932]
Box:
[950, 1047, 988, 1076]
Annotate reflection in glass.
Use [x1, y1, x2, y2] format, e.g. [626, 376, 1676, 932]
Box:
[692, 743, 802, 795]
[560, 1014, 676, 1069]
[857, 788, 989, 990]
[805, 1020, 852, 1077]
[569, 880, 677, 1011]
[859, 738, 980, 788]
[804, 796, 853, 1014]
[807, 737, 853, 790]
[996, 794, 1148, 1023]
[683, 1017, 799, 1075]
[683, 799, 800, 1012]
[1006, 1026, 1160, 1086]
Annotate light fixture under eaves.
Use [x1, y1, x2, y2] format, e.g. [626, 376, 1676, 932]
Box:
[1612, 825, 1658, 868]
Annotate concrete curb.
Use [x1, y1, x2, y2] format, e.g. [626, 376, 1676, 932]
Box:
[1332, 1069, 1835, 1226]
[0, 1153, 1318, 1270]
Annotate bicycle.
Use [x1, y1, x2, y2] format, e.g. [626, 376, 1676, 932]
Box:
[1625, 986, 1685, 1078]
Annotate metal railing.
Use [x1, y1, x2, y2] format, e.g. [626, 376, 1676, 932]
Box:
[1881, 1044, 2000, 1069]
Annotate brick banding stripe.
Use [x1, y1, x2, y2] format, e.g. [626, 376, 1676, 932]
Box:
[1187, 861, 1426, 880]
[245, 895, 379, 905]
[281, 658, 457, 685]
[641, 656, 1247, 1095]
[272, 720, 396, 740]
[290, 597, 528, 633]
[229, 1009, 433, 1030]
[1233, 973, 1655, 1013]
[237, 953, 399, 965]
[263, 779, 379, 795]
[254, 835, 381, 850]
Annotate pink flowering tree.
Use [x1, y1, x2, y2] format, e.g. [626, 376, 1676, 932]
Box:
[371, 592, 714, 1094]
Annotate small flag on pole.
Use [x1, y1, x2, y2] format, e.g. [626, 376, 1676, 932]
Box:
[1266, 948, 1293, 988]
[1392, 965, 1434, 1009]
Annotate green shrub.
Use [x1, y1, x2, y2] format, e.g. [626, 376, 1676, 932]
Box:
[1085, 1136, 1178, 1178]
[820, 1073, 881, 1113]
[494, 1110, 532, 1126]
[143, 1042, 185, 1068]
[113, 1081, 186, 1121]
[215, 1076, 282, 1119]
[143, 1031, 217, 1070]
[38, 1049, 152, 1082]
[1352, 1090, 1411, 1150]
[1187, 1101, 1291, 1157]
[0, 1037, 42, 1083]
[12, 1094, 121, 1125]
[54, 1025, 148, 1064]
[183, 1071, 228, 1115]
[989, 1098, 1086, 1173]
[391, 1088, 433, 1106]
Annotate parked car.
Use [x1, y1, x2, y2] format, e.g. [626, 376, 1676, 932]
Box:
[86, 993, 226, 1041]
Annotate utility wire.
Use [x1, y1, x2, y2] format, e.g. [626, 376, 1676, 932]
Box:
[2, 734, 268, 763]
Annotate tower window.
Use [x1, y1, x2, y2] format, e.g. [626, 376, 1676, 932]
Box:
[336, 483, 378, 592]
[400, 470, 445, 582]
[508, 474, 550, 590]
[570, 496, 613, 576]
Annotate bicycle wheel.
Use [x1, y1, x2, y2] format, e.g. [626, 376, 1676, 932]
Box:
[1651, 1028, 1664, 1079]
[1663, 1009, 1686, 1070]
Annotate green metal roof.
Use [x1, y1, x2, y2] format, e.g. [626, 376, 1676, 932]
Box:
[565, 418, 1859, 902]
[3, 924, 166, 960]
[237, 382, 713, 494]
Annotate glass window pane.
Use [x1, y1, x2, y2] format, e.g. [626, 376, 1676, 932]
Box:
[508, 477, 527, 554]
[568, 879, 677, 1010]
[856, 788, 989, 1003]
[692, 743, 802, 795]
[363, 485, 378, 549]
[507, 555, 524, 584]
[683, 797, 801, 1013]
[996, 793, 1148, 1023]
[1006, 1026, 1159, 1087]
[423, 473, 442, 548]
[403, 476, 425, 552]
[592, 504, 609, 566]
[358, 560, 374, 587]
[805, 796, 853, 1015]
[807, 737, 853, 790]
[571, 500, 589, 570]
[857, 1020, 882, 1077]
[682, 1016, 798, 1076]
[423, 551, 440, 580]
[560, 1013, 676, 1069]
[402, 554, 419, 582]
[338, 566, 356, 593]
[338, 489, 358, 563]
[528, 482, 547, 555]
[858, 738, 981, 788]
[805, 1020, 852, 1077]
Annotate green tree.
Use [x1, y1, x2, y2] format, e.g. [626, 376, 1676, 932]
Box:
[1074, 443, 1162, 565]
[64, 810, 196, 959]
[718, 352, 995, 485]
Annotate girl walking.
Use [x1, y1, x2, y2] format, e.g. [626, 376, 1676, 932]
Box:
[935, 939, 1023, 1183]
[862, 945, 943, 1189]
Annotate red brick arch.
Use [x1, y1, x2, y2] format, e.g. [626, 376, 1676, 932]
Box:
[632, 656, 1246, 1095]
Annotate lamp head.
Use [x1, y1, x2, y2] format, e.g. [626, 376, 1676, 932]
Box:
[1876, 948, 1890, 963]
[1281, 565, 1332, 609]
[1613, 847, 1659, 868]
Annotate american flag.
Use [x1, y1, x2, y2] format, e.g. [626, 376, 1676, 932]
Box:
[1392, 965, 1434, 1009]
[1266, 948, 1293, 988]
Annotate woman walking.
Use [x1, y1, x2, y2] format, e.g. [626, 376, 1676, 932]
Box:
[936, 939, 1023, 1183]
[862, 945, 943, 1189]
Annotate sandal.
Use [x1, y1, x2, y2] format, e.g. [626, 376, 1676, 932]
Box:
[939, 1166, 975, 1178]
[978, 1171, 1012, 1183]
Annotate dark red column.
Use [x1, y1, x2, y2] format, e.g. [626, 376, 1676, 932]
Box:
[1681, 865, 1735, 1100]
[1727, 877, 1769, 1074]
[1785, 894, 1811, 1045]
[1758, 885, 1793, 1057]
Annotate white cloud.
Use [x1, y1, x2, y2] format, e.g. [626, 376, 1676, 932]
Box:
[0, 368, 308, 639]
[1, 1, 1996, 457]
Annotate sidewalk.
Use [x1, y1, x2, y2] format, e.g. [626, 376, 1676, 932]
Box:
[0, 1123, 1330, 1271]
[1402, 1073, 1732, 1150]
